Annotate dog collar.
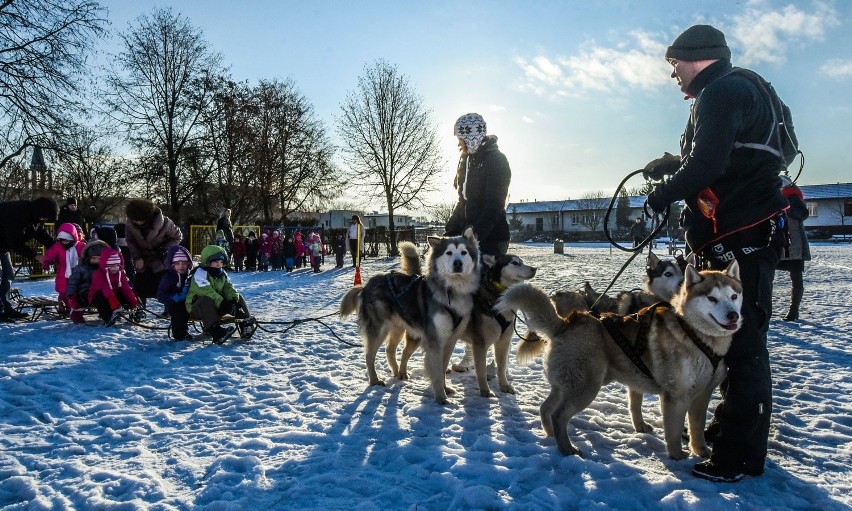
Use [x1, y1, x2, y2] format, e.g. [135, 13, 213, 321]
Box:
[490, 279, 508, 291]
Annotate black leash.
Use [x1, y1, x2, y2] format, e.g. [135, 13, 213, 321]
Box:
[589, 169, 673, 312]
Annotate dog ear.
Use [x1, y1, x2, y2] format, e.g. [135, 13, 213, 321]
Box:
[724, 260, 741, 281]
[684, 264, 703, 288]
[462, 226, 477, 244]
[647, 251, 661, 268]
[427, 236, 440, 248]
[481, 253, 495, 267]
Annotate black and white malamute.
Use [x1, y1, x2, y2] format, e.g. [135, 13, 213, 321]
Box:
[340, 228, 480, 404]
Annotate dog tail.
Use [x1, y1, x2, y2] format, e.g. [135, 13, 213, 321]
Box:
[398, 241, 421, 275]
[495, 283, 565, 364]
[339, 286, 363, 318]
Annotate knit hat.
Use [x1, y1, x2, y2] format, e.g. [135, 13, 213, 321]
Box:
[57, 231, 75, 241]
[665, 25, 731, 62]
[172, 250, 191, 263]
[66, 197, 77, 206]
[105, 252, 122, 266]
[454, 113, 487, 154]
[216, 229, 225, 237]
[126, 198, 156, 223]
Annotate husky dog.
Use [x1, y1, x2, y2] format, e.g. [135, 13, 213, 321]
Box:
[340, 228, 480, 404]
[359, 248, 536, 398]
[551, 282, 619, 317]
[616, 252, 686, 315]
[495, 262, 742, 459]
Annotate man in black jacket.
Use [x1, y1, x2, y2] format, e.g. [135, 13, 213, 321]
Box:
[0, 197, 58, 321]
[643, 25, 791, 482]
[57, 197, 85, 232]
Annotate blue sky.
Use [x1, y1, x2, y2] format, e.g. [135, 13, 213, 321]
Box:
[99, 0, 851, 208]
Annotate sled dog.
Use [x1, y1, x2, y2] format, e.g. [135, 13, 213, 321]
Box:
[616, 251, 686, 315]
[551, 281, 619, 317]
[398, 252, 537, 397]
[340, 228, 480, 404]
[495, 262, 742, 459]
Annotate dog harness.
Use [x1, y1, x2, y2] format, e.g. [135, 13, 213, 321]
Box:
[385, 272, 464, 330]
[472, 280, 513, 333]
[600, 302, 723, 381]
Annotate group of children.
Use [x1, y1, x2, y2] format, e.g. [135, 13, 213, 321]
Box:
[227, 229, 346, 273]
[42, 222, 253, 344]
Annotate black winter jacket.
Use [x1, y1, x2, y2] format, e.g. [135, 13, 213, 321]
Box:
[650, 60, 789, 254]
[445, 135, 511, 255]
[0, 200, 56, 258]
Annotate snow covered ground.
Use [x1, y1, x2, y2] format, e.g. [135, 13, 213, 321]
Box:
[1, 242, 849, 510]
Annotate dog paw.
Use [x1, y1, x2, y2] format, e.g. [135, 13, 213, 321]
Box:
[691, 444, 711, 458]
[479, 389, 494, 398]
[369, 379, 386, 387]
[397, 371, 410, 380]
[500, 383, 516, 394]
[634, 422, 654, 433]
[667, 449, 689, 460]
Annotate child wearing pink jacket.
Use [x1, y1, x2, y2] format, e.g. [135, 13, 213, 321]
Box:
[41, 222, 85, 313]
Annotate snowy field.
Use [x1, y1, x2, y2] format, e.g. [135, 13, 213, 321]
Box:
[0, 242, 850, 511]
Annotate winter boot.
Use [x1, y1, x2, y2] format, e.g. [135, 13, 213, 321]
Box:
[784, 285, 803, 321]
[208, 324, 236, 344]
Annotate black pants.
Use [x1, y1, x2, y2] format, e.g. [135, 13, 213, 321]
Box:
[348, 239, 360, 266]
[706, 243, 779, 470]
[189, 295, 250, 331]
[0, 251, 13, 312]
[166, 301, 190, 338]
[134, 269, 165, 305]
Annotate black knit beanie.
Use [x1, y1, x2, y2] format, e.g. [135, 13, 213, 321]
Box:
[665, 25, 731, 62]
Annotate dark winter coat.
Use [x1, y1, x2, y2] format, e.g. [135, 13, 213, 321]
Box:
[66, 240, 108, 307]
[780, 185, 811, 263]
[445, 135, 511, 255]
[157, 245, 194, 308]
[125, 208, 183, 274]
[231, 238, 246, 260]
[216, 216, 234, 243]
[0, 198, 57, 258]
[245, 235, 259, 260]
[57, 206, 86, 231]
[648, 60, 789, 254]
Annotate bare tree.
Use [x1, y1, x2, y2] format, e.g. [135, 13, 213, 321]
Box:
[102, 8, 223, 222]
[52, 127, 138, 222]
[337, 60, 444, 254]
[430, 202, 456, 227]
[0, 0, 105, 172]
[576, 191, 609, 232]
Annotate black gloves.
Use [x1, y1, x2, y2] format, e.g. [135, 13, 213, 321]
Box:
[646, 186, 669, 214]
[643, 152, 681, 180]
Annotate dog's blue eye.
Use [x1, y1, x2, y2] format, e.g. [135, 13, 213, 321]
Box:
[707, 296, 718, 303]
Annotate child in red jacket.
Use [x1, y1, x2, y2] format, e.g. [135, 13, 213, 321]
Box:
[41, 222, 85, 314]
[88, 246, 139, 326]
